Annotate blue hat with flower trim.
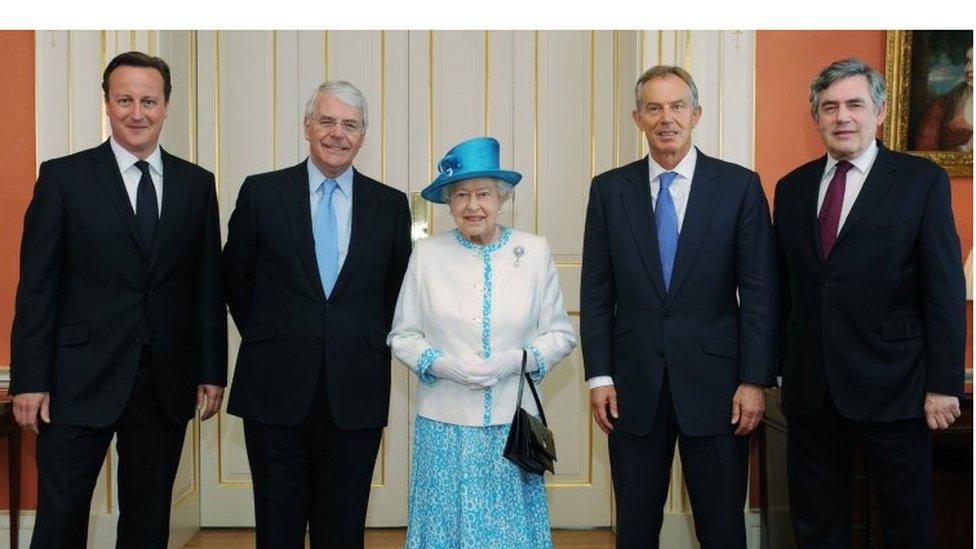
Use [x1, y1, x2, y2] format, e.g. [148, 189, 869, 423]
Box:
[421, 136, 522, 203]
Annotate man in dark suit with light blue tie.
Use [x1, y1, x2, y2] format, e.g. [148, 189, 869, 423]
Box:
[581, 65, 777, 548]
[775, 58, 965, 549]
[222, 80, 411, 548]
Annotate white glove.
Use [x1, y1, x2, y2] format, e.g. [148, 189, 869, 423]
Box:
[480, 349, 534, 383]
[428, 356, 498, 389]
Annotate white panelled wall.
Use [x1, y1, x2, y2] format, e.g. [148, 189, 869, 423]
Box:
[28, 30, 757, 549]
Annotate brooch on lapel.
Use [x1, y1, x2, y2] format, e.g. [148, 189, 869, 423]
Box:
[513, 246, 525, 267]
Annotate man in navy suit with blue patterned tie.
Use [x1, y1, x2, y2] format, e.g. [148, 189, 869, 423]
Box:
[223, 80, 411, 548]
[581, 66, 777, 548]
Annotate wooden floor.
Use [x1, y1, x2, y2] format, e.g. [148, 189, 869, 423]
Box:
[185, 528, 616, 548]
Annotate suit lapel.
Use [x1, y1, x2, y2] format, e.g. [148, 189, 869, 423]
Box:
[90, 140, 147, 258]
[148, 148, 187, 273]
[620, 157, 668, 302]
[666, 150, 721, 301]
[279, 160, 327, 301]
[832, 144, 898, 253]
[799, 156, 828, 262]
[330, 169, 380, 300]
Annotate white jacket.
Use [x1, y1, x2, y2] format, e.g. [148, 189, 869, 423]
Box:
[388, 226, 577, 426]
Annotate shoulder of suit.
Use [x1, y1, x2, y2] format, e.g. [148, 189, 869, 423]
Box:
[591, 157, 645, 187]
[165, 150, 212, 173]
[881, 146, 944, 174]
[354, 170, 409, 201]
[777, 156, 824, 188]
[238, 163, 304, 193]
[699, 153, 757, 181]
[39, 144, 105, 172]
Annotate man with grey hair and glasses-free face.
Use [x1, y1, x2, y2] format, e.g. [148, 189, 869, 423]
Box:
[223, 80, 411, 548]
[581, 65, 776, 548]
[774, 58, 965, 548]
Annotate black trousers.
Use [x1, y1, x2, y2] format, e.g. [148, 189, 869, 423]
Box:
[609, 372, 749, 549]
[243, 370, 383, 549]
[787, 395, 935, 549]
[31, 350, 187, 549]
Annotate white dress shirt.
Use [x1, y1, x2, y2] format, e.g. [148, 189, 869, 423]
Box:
[648, 146, 697, 230]
[816, 140, 879, 235]
[110, 137, 163, 213]
[587, 148, 698, 390]
[307, 160, 354, 269]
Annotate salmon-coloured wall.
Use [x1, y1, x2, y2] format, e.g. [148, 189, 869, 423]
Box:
[0, 30, 38, 510]
[755, 30, 973, 381]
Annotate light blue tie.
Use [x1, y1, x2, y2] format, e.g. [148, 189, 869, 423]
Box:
[313, 178, 340, 298]
[655, 171, 679, 289]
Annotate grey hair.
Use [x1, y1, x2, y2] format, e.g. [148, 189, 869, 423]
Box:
[634, 65, 700, 110]
[809, 58, 887, 119]
[303, 80, 368, 129]
[441, 179, 514, 204]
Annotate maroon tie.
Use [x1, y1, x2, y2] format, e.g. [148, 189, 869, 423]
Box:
[818, 160, 853, 260]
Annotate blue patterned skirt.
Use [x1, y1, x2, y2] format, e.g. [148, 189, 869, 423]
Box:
[406, 416, 553, 549]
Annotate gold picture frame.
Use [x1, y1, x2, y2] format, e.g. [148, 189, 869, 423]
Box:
[884, 30, 973, 177]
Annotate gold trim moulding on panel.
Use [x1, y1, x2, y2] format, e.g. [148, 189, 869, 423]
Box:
[589, 31, 596, 181]
[273, 30, 279, 170]
[533, 30, 540, 235]
[567, 311, 580, 317]
[324, 31, 329, 81]
[484, 30, 490, 136]
[105, 448, 113, 513]
[554, 261, 582, 267]
[381, 30, 387, 183]
[173, 414, 201, 507]
[546, 482, 594, 488]
[100, 31, 107, 142]
[216, 480, 253, 488]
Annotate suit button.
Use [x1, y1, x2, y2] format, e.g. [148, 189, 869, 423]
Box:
[822, 282, 830, 288]
[325, 303, 333, 310]
[663, 312, 671, 320]
[656, 350, 665, 358]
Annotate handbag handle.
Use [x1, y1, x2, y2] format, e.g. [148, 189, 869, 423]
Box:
[515, 350, 548, 426]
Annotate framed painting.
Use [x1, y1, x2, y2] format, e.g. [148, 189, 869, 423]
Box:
[884, 30, 972, 176]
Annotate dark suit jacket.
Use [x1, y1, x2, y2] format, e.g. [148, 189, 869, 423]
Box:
[10, 140, 227, 427]
[581, 150, 777, 437]
[222, 160, 411, 429]
[774, 143, 965, 420]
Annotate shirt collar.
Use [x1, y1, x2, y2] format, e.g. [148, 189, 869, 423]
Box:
[648, 146, 697, 184]
[825, 139, 878, 176]
[110, 136, 163, 176]
[307, 160, 354, 198]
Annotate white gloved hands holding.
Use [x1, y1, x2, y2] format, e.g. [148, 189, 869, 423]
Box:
[481, 349, 526, 381]
[467, 349, 538, 391]
[428, 356, 499, 389]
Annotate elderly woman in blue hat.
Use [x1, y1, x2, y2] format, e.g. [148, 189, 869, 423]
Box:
[388, 136, 577, 547]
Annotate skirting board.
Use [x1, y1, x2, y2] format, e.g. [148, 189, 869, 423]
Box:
[659, 510, 761, 549]
[2, 511, 118, 548]
[2, 510, 761, 548]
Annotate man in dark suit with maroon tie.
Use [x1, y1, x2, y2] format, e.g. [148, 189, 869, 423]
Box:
[774, 58, 966, 548]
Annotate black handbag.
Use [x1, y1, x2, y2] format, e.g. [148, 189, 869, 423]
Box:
[503, 350, 557, 475]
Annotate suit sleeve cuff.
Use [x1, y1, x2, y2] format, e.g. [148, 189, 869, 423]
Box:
[587, 376, 614, 389]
